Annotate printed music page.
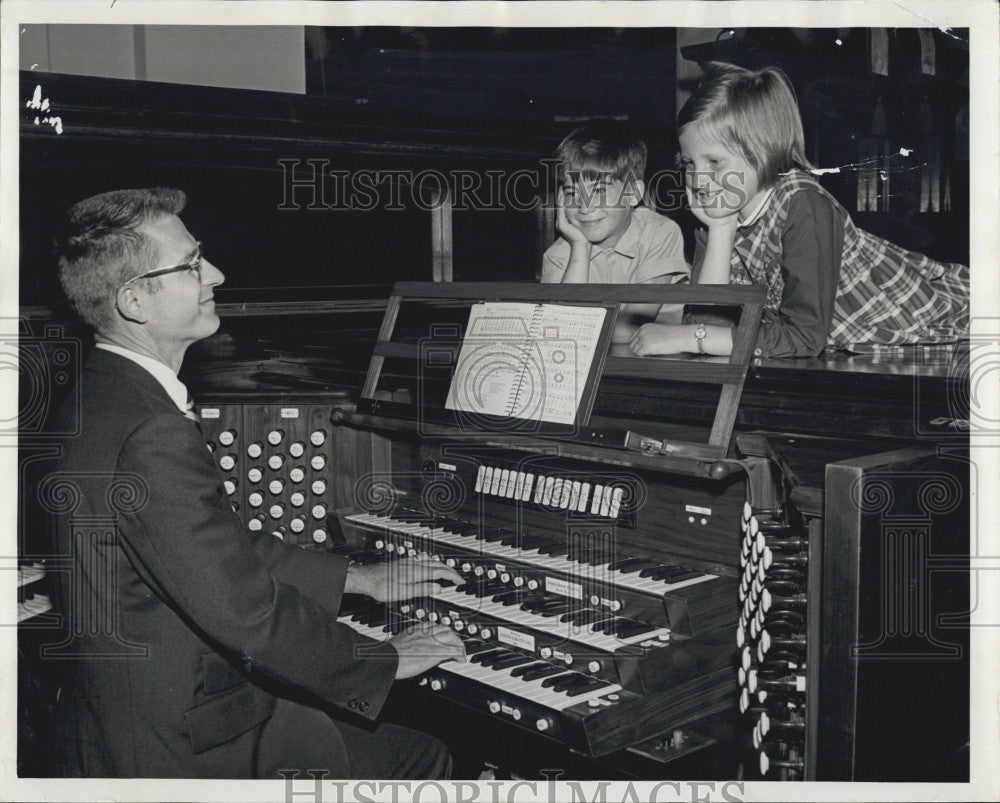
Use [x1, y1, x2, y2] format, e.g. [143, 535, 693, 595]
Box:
[445, 302, 607, 424]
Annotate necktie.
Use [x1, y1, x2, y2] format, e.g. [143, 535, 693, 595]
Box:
[184, 394, 200, 422]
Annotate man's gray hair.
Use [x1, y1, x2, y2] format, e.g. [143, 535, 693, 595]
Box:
[57, 187, 187, 332]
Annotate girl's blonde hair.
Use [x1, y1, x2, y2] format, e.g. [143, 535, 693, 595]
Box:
[677, 62, 813, 187]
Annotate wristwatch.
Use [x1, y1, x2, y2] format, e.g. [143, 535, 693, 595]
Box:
[694, 323, 707, 355]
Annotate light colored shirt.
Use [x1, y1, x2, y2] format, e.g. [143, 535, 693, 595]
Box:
[95, 342, 190, 414]
[541, 206, 689, 284]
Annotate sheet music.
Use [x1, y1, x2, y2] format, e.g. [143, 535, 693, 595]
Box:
[445, 302, 607, 424]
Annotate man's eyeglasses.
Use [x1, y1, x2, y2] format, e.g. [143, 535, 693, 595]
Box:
[119, 243, 204, 287]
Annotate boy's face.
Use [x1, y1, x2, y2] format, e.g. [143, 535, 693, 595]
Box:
[562, 173, 644, 249]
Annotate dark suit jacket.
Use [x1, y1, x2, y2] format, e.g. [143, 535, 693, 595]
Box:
[48, 348, 398, 777]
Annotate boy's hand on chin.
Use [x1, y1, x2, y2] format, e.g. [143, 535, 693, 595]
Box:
[556, 188, 590, 246]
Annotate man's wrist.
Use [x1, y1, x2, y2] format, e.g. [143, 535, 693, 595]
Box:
[343, 563, 369, 596]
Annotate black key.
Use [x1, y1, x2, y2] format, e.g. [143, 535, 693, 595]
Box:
[638, 564, 667, 579]
[565, 608, 600, 626]
[559, 607, 587, 623]
[588, 616, 618, 633]
[538, 601, 575, 618]
[470, 649, 506, 665]
[479, 650, 519, 668]
[521, 664, 566, 682]
[465, 641, 497, 655]
[492, 590, 525, 605]
[519, 533, 550, 551]
[490, 655, 535, 671]
[608, 557, 650, 572]
[510, 661, 548, 678]
[552, 675, 591, 693]
[540, 672, 578, 689]
[566, 678, 612, 697]
[607, 556, 640, 571]
[618, 560, 660, 575]
[614, 621, 658, 639]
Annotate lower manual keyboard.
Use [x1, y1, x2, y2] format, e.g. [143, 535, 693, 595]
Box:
[336, 605, 733, 756]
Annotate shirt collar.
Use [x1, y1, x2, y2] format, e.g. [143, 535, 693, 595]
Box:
[95, 342, 190, 413]
[738, 187, 776, 229]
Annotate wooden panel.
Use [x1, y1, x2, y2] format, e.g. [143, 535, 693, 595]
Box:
[819, 447, 969, 780]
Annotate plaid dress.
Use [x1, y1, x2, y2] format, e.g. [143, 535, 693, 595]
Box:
[725, 170, 969, 355]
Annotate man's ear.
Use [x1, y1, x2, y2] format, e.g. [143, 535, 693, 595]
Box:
[114, 284, 149, 324]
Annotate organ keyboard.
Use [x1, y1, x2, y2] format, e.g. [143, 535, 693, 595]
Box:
[327, 281, 769, 760]
[178, 282, 969, 779]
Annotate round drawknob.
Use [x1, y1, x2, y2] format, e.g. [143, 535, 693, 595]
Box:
[587, 660, 601, 674]
[563, 653, 574, 666]
[288, 441, 305, 458]
[511, 708, 522, 721]
[248, 515, 265, 532]
[310, 429, 327, 446]
[310, 454, 326, 470]
[223, 479, 237, 496]
[312, 529, 327, 544]
[248, 492, 264, 508]
[311, 504, 327, 519]
[466, 623, 479, 635]
[268, 504, 283, 519]
[266, 429, 284, 445]
[290, 492, 305, 507]
[289, 467, 305, 483]
[430, 678, 446, 691]
[540, 647, 553, 659]
[488, 701, 501, 714]
[269, 479, 284, 494]
[480, 628, 492, 640]
[536, 718, 550, 732]
[499, 573, 510, 583]
[247, 467, 263, 483]
[247, 442, 263, 458]
[527, 579, 539, 591]
[267, 455, 283, 470]
[445, 558, 456, 568]
[311, 479, 327, 495]
[289, 516, 306, 534]
[218, 429, 237, 446]
[219, 454, 236, 471]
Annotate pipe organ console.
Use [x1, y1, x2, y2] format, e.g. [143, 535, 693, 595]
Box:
[17, 284, 970, 782]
